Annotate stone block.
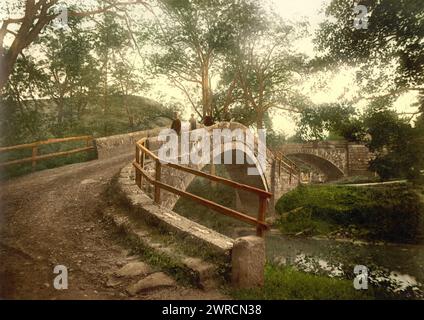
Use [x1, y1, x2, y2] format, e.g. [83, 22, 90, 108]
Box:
[231, 236, 265, 288]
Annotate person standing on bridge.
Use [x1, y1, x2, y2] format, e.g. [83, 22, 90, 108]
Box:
[203, 114, 214, 127]
[189, 114, 197, 131]
[170, 112, 181, 135]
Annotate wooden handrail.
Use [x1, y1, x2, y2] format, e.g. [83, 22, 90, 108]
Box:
[133, 136, 271, 236]
[0, 135, 93, 152]
[136, 138, 272, 198]
[0, 136, 95, 170]
[133, 161, 269, 230]
[273, 150, 299, 175]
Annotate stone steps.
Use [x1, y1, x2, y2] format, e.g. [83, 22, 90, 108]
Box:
[103, 206, 225, 290]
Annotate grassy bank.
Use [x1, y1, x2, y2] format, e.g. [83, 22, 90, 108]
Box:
[231, 264, 375, 300]
[275, 184, 424, 243]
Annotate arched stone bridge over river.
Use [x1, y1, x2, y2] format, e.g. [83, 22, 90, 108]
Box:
[118, 122, 373, 217]
[139, 122, 300, 216]
[280, 140, 374, 181]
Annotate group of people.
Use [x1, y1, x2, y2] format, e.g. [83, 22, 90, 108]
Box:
[170, 112, 214, 135]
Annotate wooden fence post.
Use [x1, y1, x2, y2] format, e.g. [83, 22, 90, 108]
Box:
[154, 159, 161, 203]
[31, 145, 38, 171]
[135, 145, 142, 188]
[256, 196, 267, 237]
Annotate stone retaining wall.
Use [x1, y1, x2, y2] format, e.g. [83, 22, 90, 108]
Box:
[117, 163, 266, 288]
[94, 127, 166, 160]
[117, 163, 234, 259]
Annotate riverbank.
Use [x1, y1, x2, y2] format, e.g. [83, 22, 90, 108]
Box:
[231, 264, 374, 300]
[275, 184, 424, 244]
[231, 263, 424, 300]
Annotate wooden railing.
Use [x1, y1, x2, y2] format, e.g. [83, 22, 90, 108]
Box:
[272, 150, 300, 184]
[132, 137, 271, 237]
[0, 136, 95, 171]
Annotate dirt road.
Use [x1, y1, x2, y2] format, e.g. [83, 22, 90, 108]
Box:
[0, 154, 226, 300]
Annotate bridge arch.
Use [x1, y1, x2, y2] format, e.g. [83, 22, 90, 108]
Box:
[286, 152, 344, 181]
[172, 143, 270, 218]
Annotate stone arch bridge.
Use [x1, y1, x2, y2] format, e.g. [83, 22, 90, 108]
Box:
[137, 122, 299, 216]
[280, 141, 373, 181]
[95, 122, 373, 216]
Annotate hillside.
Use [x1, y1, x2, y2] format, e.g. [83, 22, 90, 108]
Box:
[0, 95, 172, 146]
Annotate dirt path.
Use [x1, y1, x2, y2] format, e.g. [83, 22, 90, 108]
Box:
[0, 154, 227, 300]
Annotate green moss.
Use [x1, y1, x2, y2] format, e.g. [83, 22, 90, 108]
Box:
[231, 264, 375, 300]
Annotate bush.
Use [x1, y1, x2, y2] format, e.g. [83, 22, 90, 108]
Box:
[275, 184, 424, 243]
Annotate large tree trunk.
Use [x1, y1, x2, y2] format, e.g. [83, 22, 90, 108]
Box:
[201, 61, 211, 118]
[256, 111, 264, 130]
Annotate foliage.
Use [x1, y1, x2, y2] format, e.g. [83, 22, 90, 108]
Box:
[275, 184, 424, 243]
[0, 0, 149, 91]
[363, 105, 424, 181]
[142, 0, 263, 118]
[297, 103, 366, 141]
[266, 128, 286, 150]
[226, 13, 308, 129]
[296, 100, 424, 181]
[36, 23, 102, 134]
[315, 0, 423, 100]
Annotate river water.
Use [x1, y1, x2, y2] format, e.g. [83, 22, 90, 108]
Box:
[235, 227, 424, 297]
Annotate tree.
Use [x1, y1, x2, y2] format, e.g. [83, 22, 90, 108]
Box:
[0, 56, 49, 144]
[231, 15, 308, 129]
[0, 0, 149, 92]
[37, 22, 101, 132]
[315, 0, 424, 181]
[94, 12, 131, 115]
[296, 103, 366, 141]
[143, 0, 262, 119]
[315, 0, 423, 111]
[363, 105, 424, 181]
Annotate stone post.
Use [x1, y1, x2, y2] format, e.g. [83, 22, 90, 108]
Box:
[231, 236, 265, 288]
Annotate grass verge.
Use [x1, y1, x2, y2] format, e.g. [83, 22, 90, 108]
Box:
[231, 264, 375, 300]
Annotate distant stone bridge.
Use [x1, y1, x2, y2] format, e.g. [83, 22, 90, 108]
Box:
[280, 141, 373, 181]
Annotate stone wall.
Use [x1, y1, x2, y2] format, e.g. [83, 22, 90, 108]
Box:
[94, 127, 166, 160]
[347, 143, 375, 176]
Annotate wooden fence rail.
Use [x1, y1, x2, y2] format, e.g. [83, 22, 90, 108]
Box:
[0, 136, 95, 171]
[133, 137, 271, 237]
[272, 150, 300, 184]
